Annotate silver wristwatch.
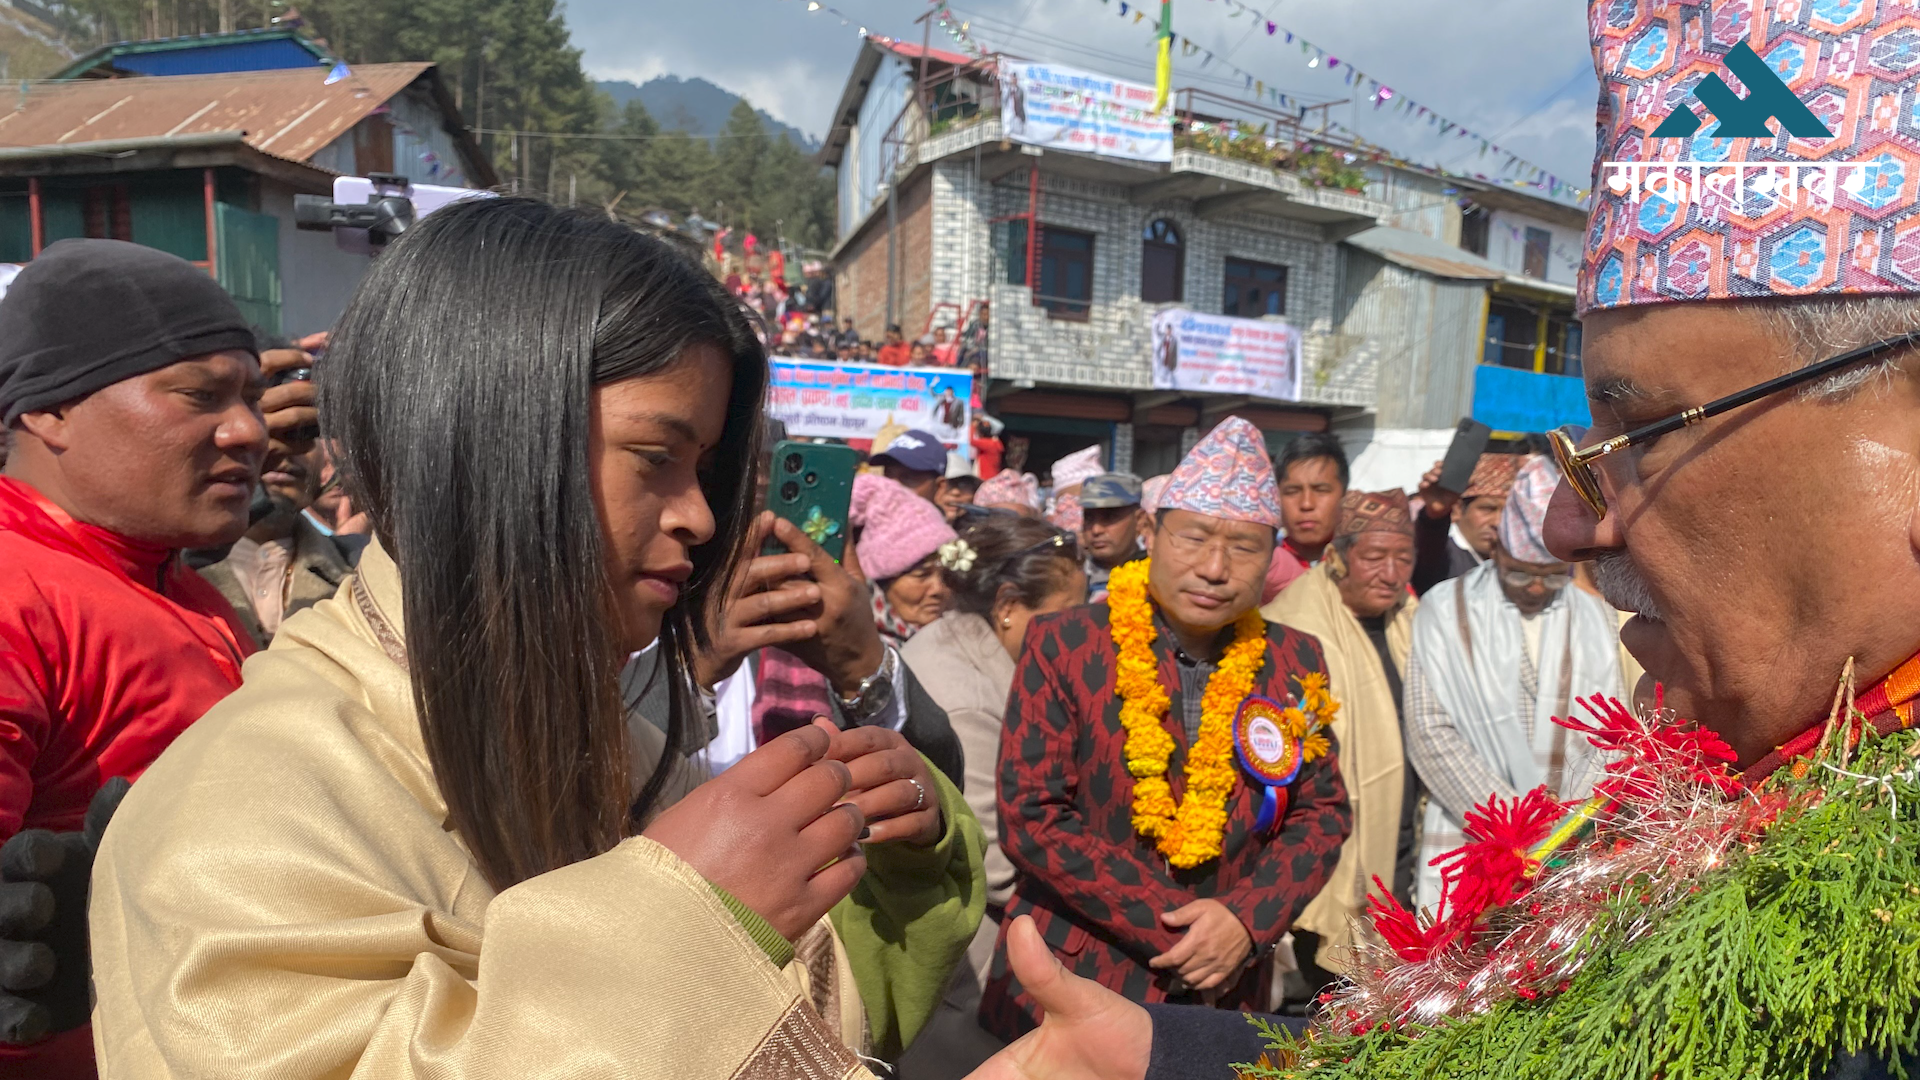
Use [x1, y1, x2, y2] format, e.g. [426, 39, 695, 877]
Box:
[838, 646, 899, 722]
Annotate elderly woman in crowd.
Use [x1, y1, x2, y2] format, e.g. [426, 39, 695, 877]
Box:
[86, 199, 983, 1079]
[897, 513, 1089, 1076]
[850, 472, 956, 647]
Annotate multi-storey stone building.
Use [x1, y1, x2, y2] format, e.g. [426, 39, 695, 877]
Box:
[820, 37, 1592, 489]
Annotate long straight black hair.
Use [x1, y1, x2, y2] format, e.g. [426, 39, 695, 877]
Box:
[319, 198, 766, 892]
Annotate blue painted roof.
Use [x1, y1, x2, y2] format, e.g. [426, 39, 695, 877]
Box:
[53, 28, 332, 80]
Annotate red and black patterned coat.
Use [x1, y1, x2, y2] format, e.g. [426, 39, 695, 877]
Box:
[978, 602, 1351, 1040]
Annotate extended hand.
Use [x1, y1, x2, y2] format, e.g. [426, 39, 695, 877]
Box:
[641, 726, 866, 940]
[966, 915, 1152, 1080]
[693, 514, 822, 688]
[258, 346, 319, 453]
[819, 721, 942, 846]
[766, 514, 885, 696]
[1148, 899, 1252, 992]
[1416, 459, 1458, 521]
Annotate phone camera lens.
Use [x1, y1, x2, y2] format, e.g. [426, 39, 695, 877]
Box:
[780, 480, 800, 502]
[783, 453, 804, 474]
[803, 471, 819, 486]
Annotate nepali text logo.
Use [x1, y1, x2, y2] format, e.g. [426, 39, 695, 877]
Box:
[1650, 42, 1834, 140]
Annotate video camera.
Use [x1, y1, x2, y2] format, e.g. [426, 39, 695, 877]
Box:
[294, 173, 491, 255]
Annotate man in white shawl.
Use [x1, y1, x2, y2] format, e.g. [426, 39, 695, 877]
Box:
[1401, 455, 1623, 912]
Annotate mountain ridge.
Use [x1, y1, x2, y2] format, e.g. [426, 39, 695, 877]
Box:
[596, 74, 818, 150]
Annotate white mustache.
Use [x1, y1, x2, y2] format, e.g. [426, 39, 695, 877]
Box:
[1592, 552, 1663, 622]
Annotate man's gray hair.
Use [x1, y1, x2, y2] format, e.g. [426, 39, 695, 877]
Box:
[1762, 294, 1920, 399]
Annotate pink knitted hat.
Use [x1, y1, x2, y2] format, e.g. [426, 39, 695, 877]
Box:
[1159, 417, 1282, 529]
[849, 473, 957, 582]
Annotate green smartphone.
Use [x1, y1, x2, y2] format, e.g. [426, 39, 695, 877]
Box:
[763, 440, 859, 562]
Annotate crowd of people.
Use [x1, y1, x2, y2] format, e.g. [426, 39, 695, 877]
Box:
[6, 5, 1920, 1070]
[0, 211, 1634, 1080]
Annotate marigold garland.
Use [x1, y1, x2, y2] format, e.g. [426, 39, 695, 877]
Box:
[1107, 558, 1269, 868]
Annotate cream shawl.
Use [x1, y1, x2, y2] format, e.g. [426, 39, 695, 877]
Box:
[1261, 563, 1414, 970]
[88, 541, 881, 1080]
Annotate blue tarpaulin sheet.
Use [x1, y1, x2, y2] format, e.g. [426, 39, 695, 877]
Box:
[1471, 365, 1592, 434]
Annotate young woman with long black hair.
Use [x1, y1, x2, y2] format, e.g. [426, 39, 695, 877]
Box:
[87, 199, 983, 1078]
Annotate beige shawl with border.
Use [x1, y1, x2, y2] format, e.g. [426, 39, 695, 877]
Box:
[89, 541, 874, 1080]
[1262, 562, 1415, 970]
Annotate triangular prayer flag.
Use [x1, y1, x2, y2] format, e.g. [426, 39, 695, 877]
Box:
[324, 61, 352, 85]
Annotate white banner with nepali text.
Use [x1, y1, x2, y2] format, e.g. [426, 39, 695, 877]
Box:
[767, 358, 973, 444]
[1149, 308, 1304, 403]
[998, 61, 1172, 164]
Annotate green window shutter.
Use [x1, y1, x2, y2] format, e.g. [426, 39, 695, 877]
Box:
[130, 177, 208, 263]
[215, 201, 281, 335]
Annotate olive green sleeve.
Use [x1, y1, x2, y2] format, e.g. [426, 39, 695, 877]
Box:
[830, 758, 987, 1059]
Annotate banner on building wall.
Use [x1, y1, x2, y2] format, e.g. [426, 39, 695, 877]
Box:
[1149, 308, 1304, 402]
[768, 358, 973, 444]
[998, 61, 1173, 163]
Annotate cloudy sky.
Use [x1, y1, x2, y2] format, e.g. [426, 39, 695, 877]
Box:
[570, 0, 1600, 202]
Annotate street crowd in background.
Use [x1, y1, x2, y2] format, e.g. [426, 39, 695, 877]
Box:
[0, 210, 1636, 1080]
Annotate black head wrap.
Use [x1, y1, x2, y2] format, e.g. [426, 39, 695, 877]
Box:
[0, 238, 258, 426]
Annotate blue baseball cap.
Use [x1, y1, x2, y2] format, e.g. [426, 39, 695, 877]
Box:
[871, 430, 947, 474]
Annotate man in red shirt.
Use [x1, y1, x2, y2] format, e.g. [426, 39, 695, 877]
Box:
[0, 239, 315, 1076]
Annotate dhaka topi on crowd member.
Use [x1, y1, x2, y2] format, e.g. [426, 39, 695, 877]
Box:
[1401, 455, 1619, 910]
[1079, 472, 1148, 600]
[898, 514, 1089, 1077]
[872, 428, 947, 502]
[937, 452, 983, 524]
[88, 200, 984, 1079]
[974, 470, 1043, 518]
[1139, 473, 1171, 516]
[979, 416, 1349, 1040]
[1412, 452, 1520, 596]
[1045, 444, 1104, 533]
[1262, 489, 1419, 995]
[1263, 432, 1349, 604]
[851, 471, 957, 647]
[0, 238, 317, 1077]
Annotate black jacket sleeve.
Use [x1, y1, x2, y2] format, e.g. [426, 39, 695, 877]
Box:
[1142, 1005, 1306, 1080]
[1412, 511, 1459, 598]
[834, 662, 966, 791]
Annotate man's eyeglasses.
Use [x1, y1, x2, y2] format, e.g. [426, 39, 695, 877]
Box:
[1500, 568, 1571, 591]
[1549, 332, 1920, 519]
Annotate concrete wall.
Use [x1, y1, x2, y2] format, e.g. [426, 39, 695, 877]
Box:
[952, 163, 1371, 407]
[833, 167, 932, 341]
[837, 55, 914, 241]
[1482, 206, 1584, 288]
[262, 178, 376, 336]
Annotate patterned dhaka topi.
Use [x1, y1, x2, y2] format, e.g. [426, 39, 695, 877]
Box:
[1158, 416, 1282, 529]
[1336, 488, 1415, 540]
[1463, 453, 1522, 502]
[1582, 0, 1920, 314]
[1498, 455, 1560, 565]
[1049, 445, 1105, 492]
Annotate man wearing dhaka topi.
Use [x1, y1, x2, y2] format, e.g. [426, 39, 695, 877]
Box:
[965, 3, 1920, 1079]
[978, 416, 1350, 1041]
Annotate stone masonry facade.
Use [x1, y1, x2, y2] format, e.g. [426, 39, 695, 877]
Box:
[922, 159, 1375, 409]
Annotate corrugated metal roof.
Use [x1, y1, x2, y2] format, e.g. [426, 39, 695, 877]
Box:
[0, 63, 432, 166]
[1343, 225, 1507, 281]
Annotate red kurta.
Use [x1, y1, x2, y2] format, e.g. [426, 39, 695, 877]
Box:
[0, 476, 255, 1078]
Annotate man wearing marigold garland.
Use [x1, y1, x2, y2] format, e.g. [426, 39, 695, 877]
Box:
[963, 3, 1920, 1079]
[978, 417, 1351, 1042]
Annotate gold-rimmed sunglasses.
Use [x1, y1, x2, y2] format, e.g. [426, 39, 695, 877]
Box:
[1548, 331, 1920, 519]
